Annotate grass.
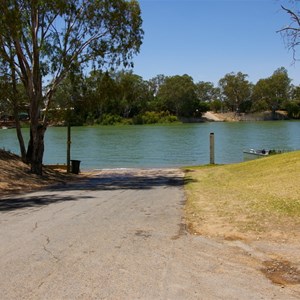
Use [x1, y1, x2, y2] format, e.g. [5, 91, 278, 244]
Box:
[184, 151, 300, 241]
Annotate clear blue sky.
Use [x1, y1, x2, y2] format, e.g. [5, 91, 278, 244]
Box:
[132, 0, 299, 86]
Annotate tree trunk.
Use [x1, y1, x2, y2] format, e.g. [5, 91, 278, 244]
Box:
[10, 56, 27, 163]
[13, 110, 27, 163]
[12, 95, 27, 163]
[27, 88, 47, 175]
[27, 123, 47, 175]
[271, 106, 277, 120]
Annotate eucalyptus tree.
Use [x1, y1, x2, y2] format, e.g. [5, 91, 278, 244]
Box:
[83, 70, 119, 120]
[267, 67, 291, 114]
[251, 78, 270, 112]
[146, 74, 166, 112]
[0, 74, 13, 117]
[114, 71, 149, 118]
[195, 81, 221, 112]
[50, 70, 87, 125]
[196, 81, 218, 103]
[0, 63, 28, 160]
[0, 0, 143, 174]
[157, 74, 198, 117]
[147, 74, 166, 98]
[252, 67, 291, 117]
[286, 84, 300, 118]
[219, 72, 252, 113]
[292, 84, 300, 100]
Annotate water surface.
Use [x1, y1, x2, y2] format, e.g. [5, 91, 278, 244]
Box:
[1, 121, 299, 170]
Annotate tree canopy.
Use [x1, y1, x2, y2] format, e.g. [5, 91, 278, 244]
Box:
[0, 0, 143, 174]
[157, 74, 199, 117]
[219, 72, 252, 113]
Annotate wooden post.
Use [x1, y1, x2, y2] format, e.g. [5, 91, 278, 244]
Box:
[67, 122, 71, 173]
[210, 132, 215, 164]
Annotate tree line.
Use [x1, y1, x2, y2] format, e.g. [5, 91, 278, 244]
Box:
[2, 66, 300, 126]
[38, 66, 300, 125]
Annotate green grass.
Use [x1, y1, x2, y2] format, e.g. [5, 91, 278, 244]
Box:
[184, 151, 300, 239]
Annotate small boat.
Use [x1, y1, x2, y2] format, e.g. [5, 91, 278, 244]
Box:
[243, 149, 288, 158]
[243, 149, 270, 156]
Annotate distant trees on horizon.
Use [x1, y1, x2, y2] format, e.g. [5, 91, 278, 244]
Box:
[1, 66, 300, 126]
[55, 66, 300, 123]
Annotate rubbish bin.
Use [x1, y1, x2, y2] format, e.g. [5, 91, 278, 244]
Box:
[71, 160, 81, 174]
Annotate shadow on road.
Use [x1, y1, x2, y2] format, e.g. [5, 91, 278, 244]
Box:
[51, 173, 195, 191]
[0, 172, 197, 212]
[0, 194, 93, 212]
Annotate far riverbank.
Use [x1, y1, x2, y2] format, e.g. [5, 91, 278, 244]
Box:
[202, 110, 289, 122]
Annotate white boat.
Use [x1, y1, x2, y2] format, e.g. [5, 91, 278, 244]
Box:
[243, 149, 270, 156]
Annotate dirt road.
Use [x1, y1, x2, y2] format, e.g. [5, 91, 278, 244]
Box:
[0, 169, 299, 299]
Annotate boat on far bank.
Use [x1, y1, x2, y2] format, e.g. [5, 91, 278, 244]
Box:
[243, 149, 290, 158]
[243, 149, 270, 156]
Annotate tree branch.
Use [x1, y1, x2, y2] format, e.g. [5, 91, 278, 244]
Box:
[281, 5, 300, 28]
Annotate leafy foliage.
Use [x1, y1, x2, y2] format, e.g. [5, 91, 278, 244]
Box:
[252, 68, 291, 114]
[157, 74, 199, 117]
[132, 111, 178, 125]
[0, 0, 144, 174]
[219, 72, 252, 113]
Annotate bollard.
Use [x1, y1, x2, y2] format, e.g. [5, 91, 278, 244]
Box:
[67, 123, 71, 173]
[210, 132, 215, 164]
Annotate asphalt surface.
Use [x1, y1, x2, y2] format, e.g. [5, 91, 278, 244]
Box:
[0, 168, 299, 299]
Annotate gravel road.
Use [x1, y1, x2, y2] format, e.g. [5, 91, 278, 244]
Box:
[0, 168, 299, 299]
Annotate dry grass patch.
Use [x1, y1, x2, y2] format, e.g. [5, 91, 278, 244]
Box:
[184, 151, 300, 242]
[0, 149, 75, 195]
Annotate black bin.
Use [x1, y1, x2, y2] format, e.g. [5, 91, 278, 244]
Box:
[71, 160, 81, 174]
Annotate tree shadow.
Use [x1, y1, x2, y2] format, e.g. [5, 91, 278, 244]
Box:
[50, 172, 197, 192]
[0, 194, 93, 212]
[0, 172, 197, 212]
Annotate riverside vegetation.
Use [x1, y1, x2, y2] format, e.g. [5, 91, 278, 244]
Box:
[42, 68, 300, 126]
[2, 67, 300, 128]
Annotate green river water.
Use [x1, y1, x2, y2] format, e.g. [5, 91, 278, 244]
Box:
[1, 121, 299, 170]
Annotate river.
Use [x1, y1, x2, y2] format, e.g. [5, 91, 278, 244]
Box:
[1, 121, 300, 170]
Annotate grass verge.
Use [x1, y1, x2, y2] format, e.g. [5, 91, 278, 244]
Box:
[184, 151, 300, 242]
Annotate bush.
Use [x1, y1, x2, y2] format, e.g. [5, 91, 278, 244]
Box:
[284, 100, 300, 119]
[85, 113, 95, 125]
[198, 102, 210, 114]
[132, 111, 178, 124]
[98, 114, 122, 125]
[210, 100, 222, 113]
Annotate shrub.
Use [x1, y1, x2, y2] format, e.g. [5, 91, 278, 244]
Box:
[284, 100, 300, 119]
[132, 111, 178, 124]
[85, 113, 95, 125]
[98, 114, 122, 125]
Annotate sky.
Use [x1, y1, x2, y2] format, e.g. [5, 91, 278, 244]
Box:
[132, 0, 300, 86]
